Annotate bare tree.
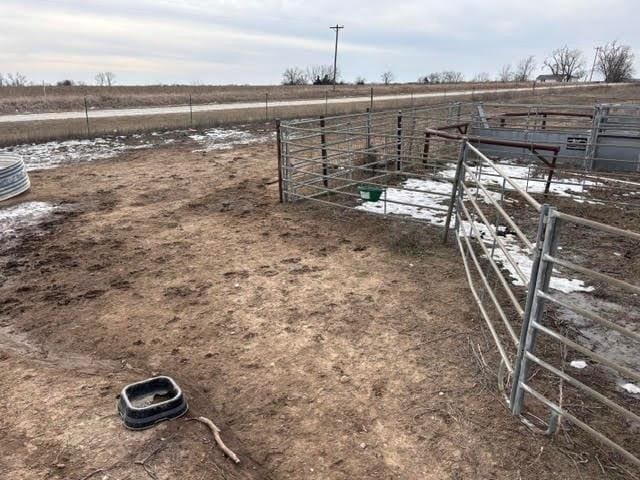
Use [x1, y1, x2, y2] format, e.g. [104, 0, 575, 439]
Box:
[472, 72, 491, 83]
[381, 71, 394, 85]
[306, 65, 339, 85]
[544, 46, 585, 81]
[104, 72, 116, 86]
[355, 76, 366, 85]
[597, 41, 635, 83]
[96, 72, 116, 86]
[427, 72, 442, 84]
[6, 72, 28, 86]
[514, 56, 536, 82]
[441, 71, 464, 83]
[281, 67, 308, 85]
[498, 64, 513, 82]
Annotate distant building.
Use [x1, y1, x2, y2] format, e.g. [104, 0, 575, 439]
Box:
[536, 74, 567, 83]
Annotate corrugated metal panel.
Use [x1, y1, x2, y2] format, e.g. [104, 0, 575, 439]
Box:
[0, 154, 31, 201]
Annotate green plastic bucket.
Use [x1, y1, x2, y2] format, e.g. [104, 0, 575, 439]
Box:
[358, 185, 385, 202]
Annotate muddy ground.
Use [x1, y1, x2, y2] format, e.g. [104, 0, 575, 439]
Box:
[0, 130, 633, 479]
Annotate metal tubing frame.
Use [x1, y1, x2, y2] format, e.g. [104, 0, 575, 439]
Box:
[279, 102, 640, 464]
[512, 206, 562, 416]
[509, 204, 550, 409]
[442, 140, 467, 242]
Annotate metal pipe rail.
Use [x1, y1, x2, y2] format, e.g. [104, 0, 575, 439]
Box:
[510, 206, 640, 466]
[459, 183, 529, 285]
[465, 143, 543, 211]
[456, 198, 525, 317]
[456, 231, 514, 372]
[278, 102, 640, 466]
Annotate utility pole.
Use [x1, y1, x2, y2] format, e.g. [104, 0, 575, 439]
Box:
[330, 24, 344, 90]
[589, 46, 601, 82]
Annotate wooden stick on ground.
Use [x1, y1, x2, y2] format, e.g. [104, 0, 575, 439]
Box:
[193, 416, 240, 464]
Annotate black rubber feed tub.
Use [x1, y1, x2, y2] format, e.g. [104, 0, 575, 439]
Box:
[117, 376, 188, 430]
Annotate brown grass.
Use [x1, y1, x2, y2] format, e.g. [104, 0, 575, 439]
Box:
[0, 81, 535, 115]
[3, 84, 637, 147]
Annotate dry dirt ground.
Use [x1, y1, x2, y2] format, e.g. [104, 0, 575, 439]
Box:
[0, 131, 630, 479]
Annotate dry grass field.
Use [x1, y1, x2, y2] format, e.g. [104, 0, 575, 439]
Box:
[0, 84, 634, 147]
[0, 85, 639, 480]
[0, 82, 533, 115]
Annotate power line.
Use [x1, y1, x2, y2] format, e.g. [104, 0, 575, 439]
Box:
[330, 24, 344, 90]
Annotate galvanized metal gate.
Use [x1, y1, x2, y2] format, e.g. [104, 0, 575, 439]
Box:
[449, 141, 640, 467]
[277, 105, 640, 467]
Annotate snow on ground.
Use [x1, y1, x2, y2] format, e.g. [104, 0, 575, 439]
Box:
[560, 292, 640, 370]
[570, 360, 588, 369]
[358, 167, 637, 397]
[0, 201, 57, 242]
[0, 127, 270, 171]
[1, 137, 154, 171]
[356, 178, 452, 226]
[440, 162, 603, 204]
[357, 172, 593, 294]
[621, 383, 640, 395]
[189, 128, 273, 152]
[459, 218, 593, 294]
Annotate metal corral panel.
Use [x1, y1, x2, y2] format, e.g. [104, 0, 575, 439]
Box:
[594, 135, 640, 172]
[469, 127, 590, 167]
[471, 127, 640, 172]
[0, 154, 31, 201]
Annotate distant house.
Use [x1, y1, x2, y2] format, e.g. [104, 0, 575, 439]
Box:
[536, 74, 566, 83]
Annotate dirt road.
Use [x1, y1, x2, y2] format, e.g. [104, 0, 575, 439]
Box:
[0, 83, 610, 123]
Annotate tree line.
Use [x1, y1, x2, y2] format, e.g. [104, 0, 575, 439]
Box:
[282, 41, 635, 85]
[0, 72, 117, 87]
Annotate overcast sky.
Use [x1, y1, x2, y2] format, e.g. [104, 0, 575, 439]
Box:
[1, 0, 638, 85]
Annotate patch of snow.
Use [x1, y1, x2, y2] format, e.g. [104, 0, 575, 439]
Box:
[0, 137, 153, 171]
[459, 217, 593, 294]
[560, 292, 640, 379]
[357, 173, 593, 294]
[0, 127, 270, 171]
[189, 128, 272, 152]
[439, 161, 604, 204]
[621, 383, 640, 395]
[356, 178, 451, 226]
[570, 360, 588, 369]
[0, 201, 56, 240]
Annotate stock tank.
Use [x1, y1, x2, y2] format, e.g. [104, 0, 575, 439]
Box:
[0, 154, 30, 201]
